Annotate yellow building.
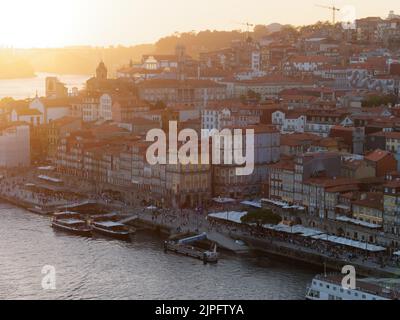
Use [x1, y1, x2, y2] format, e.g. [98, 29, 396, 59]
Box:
[352, 193, 384, 226]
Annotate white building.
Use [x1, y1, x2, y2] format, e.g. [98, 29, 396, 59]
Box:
[201, 107, 231, 130]
[272, 110, 307, 133]
[82, 96, 100, 122]
[0, 123, 30, 167]
[251, 51, 261, 72]
[29, 97, 70, 123]
[11, 108, 43, 126]
[99, 94, 113, 121]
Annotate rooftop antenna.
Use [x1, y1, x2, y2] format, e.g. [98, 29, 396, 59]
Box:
[315, 4, 341, 24]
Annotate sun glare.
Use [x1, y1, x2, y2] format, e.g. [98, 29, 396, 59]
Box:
[0, 0, 77, 48]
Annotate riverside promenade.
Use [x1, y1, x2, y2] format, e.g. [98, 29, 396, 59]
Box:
[1, 170, 399, 277]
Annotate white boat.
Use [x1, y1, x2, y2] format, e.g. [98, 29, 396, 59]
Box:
[91, 221, 134, 241]
[306, 274, 400, 300]
[52, 218, 92, 237]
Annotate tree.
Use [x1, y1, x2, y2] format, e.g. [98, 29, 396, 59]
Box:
[241, 209, 282, 226]
[247, 90, 261, 101]
[362, 94, 399, 108]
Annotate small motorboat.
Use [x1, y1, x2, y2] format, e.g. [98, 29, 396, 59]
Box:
[91, 221, 134, 241]
[51, 218, 92, 237]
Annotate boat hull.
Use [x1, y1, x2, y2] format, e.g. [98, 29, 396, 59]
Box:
[92, 226, 131, 241]
[52, 222, 92, 237]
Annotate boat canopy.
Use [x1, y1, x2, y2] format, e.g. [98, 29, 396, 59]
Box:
[95, 221, 125, 228]
[54, 211, 79, 216]
[57, 219, 85, 225]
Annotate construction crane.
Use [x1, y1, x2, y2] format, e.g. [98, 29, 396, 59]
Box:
[316, 4, 340, 24]
[233, 21, 255, 40]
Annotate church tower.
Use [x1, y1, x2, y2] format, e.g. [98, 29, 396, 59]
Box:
[96, 61, 108, 80]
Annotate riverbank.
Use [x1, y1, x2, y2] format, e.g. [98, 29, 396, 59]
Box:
[1, 172, 399, 278]
[0, 204, 313, 300]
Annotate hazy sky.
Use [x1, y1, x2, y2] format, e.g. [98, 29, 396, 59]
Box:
[0, 0, 398, 48]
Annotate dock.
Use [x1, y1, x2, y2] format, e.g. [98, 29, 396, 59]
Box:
[164, 233, 219, 264]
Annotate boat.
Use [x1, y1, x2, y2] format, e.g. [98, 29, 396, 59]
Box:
[51, 218, 92, 237]
[91, 221, 134, 241]
[53, 211, 82, 219]
[164, 233, 219, 264]
[306, 274, 400, 300]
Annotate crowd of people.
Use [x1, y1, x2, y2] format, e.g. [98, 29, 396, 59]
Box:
[208, 214, 400, 269]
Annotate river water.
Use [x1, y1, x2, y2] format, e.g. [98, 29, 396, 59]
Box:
[0, 202, 316, 300]
[0, 73, 89, 99]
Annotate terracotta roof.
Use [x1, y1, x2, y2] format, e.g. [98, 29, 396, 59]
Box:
[365, 149, 393, 162]
[352, 193, 383, 210]
[281, 133, 320, 146]
[138, 79, 225, 88]
[289, 55, 333, 64]
[49, 116, 81, 127]
[304, 176, 358, 188]
[269, 159, 295, 171]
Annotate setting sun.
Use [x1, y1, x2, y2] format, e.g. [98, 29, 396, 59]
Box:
[0, 0, 399, 48]
[0, 0, 79, 47]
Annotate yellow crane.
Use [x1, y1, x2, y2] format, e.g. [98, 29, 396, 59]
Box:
[316, 4, 340, 24]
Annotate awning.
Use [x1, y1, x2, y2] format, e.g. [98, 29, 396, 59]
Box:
[241, 200, 262, 208]
[208, 211, 247, 224]
[311, 234, 386, 252]
[335, 204, 351, 211]
[336, 215, 381, 229]
[38, 175, 63, 183]
[263, 224, 325, 238]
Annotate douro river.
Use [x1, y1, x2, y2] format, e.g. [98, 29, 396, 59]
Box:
[0, 203, 316, 300]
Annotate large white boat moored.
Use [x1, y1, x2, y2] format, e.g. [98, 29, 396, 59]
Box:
[306, 274, 400, 300]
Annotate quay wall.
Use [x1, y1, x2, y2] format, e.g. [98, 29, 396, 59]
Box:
[241, 236, 399, 278]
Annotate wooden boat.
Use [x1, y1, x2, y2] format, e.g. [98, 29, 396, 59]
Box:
[91, 221, 134, 241]
[52, 218, 92, 237]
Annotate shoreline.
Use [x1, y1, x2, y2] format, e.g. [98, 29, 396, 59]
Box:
[1, 188, 399, 278]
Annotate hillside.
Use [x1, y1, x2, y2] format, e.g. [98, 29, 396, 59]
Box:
[0, 23, 288, 77]
[0, 52, 35, 79]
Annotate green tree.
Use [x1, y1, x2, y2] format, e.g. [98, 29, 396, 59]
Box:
[362, 94, 399, 108]
[241, 209, 282, 226]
